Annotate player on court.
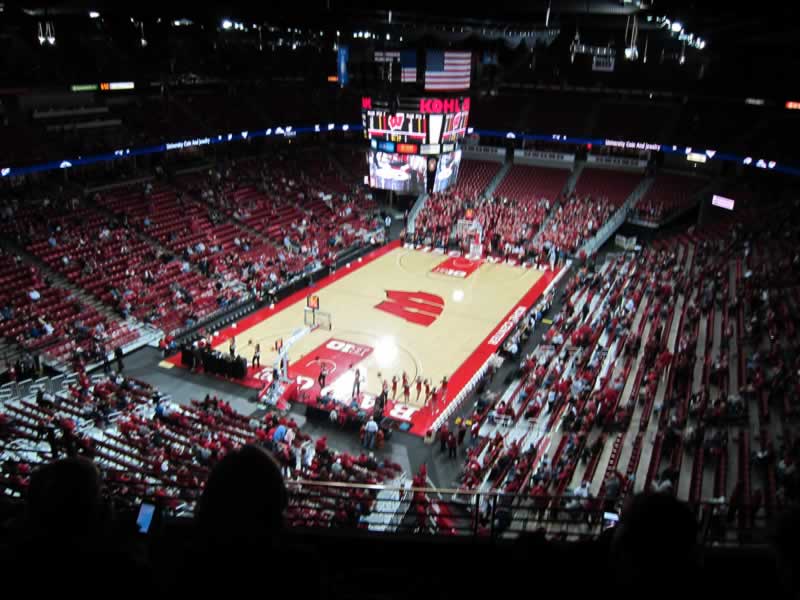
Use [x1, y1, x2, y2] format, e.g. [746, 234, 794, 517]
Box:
[415, 377, 423, 402]
[402, 379, 411, 404]
[318, 363, 328, 390]
[252, 343, 261, 368]
[351, 365, 361, 399]
[423, 379, 431, 405]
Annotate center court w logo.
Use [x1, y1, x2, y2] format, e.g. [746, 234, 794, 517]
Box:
[375, 290, 444, 327]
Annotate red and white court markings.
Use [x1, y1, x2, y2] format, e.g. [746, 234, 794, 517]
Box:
[431, 256, 483, 279]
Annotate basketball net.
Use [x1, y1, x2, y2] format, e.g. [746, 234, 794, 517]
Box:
[457, 218, 483, 260]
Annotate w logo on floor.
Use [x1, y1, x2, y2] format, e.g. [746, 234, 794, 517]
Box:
[375, 290, 444, 327]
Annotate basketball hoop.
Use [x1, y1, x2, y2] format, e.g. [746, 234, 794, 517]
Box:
[456, 218, 483, 260]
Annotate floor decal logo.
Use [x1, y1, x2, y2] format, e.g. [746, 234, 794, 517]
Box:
[375, 290, 445, 327]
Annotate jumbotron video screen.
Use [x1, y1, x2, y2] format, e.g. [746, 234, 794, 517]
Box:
[362, 96, 469, 194]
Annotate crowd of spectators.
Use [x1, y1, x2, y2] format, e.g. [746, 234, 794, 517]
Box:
[0, 148, 380, 369]
[0, 369, 403, 524]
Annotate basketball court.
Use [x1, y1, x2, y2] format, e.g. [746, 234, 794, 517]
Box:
[163, 241, 558, 435]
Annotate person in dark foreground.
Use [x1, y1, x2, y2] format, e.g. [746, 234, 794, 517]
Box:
[772, 505, 800, 599]
[0, 457, 151, 592]
[169, 445, 320, 596]
[607, 492, 702, 599]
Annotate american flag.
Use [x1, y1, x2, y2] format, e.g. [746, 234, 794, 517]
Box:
[425, 50, 471, 91]
[400, 50, 417, 83]
[374, 50, 417, 83]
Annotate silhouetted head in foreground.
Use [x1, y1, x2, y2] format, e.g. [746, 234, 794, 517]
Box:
[195, 445, 287, 543]
[25, 457, 104, 540]
[772, 505, 800, 598]
[610, 492, 699, 596]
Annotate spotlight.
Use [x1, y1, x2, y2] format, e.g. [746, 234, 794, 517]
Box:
[89, 11, 100, 19]
[671, 22, 683, 33]
[222, 19, 233, 30]
[375, 337, 398, 368]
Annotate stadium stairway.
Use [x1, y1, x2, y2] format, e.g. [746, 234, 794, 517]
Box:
[528, 161, 587, 244]
[0, 236, 158, 372]
[483, 161, 512, 199]
[563, 160, 585, 198]
[90, 191, 250, 298]
[406, 192, 429, 234]
[578, 176, 653, 257]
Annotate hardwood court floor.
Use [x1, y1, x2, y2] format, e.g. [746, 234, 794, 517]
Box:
[208, 248, 545, 408]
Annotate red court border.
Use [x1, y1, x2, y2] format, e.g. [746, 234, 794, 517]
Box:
[386, 266, 558, 436]
[166, 241, 558, 437]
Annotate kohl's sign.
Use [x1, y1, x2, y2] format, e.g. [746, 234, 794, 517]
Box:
[419, 97, 470, 114]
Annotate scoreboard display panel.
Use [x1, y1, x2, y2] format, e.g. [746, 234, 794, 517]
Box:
[362, 96, 469, 194]
[361, 96, 470, 148]
[363, 110, 427, 143]
[432, 149, 462, 193]
[366, 150, 427, 194]
[441, 111, 469, 143]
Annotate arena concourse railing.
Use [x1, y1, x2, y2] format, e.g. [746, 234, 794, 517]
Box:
[283, 479, 772, 546]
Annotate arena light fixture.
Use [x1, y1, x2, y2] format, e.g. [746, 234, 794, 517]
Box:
[671, 21, 682, 32]
[221, 19, 233, 30]
[89, 11, 100, 19]
[43, 21, 55, 45]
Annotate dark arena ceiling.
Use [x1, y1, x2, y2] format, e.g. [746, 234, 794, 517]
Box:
[3, 1, 800, 96]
